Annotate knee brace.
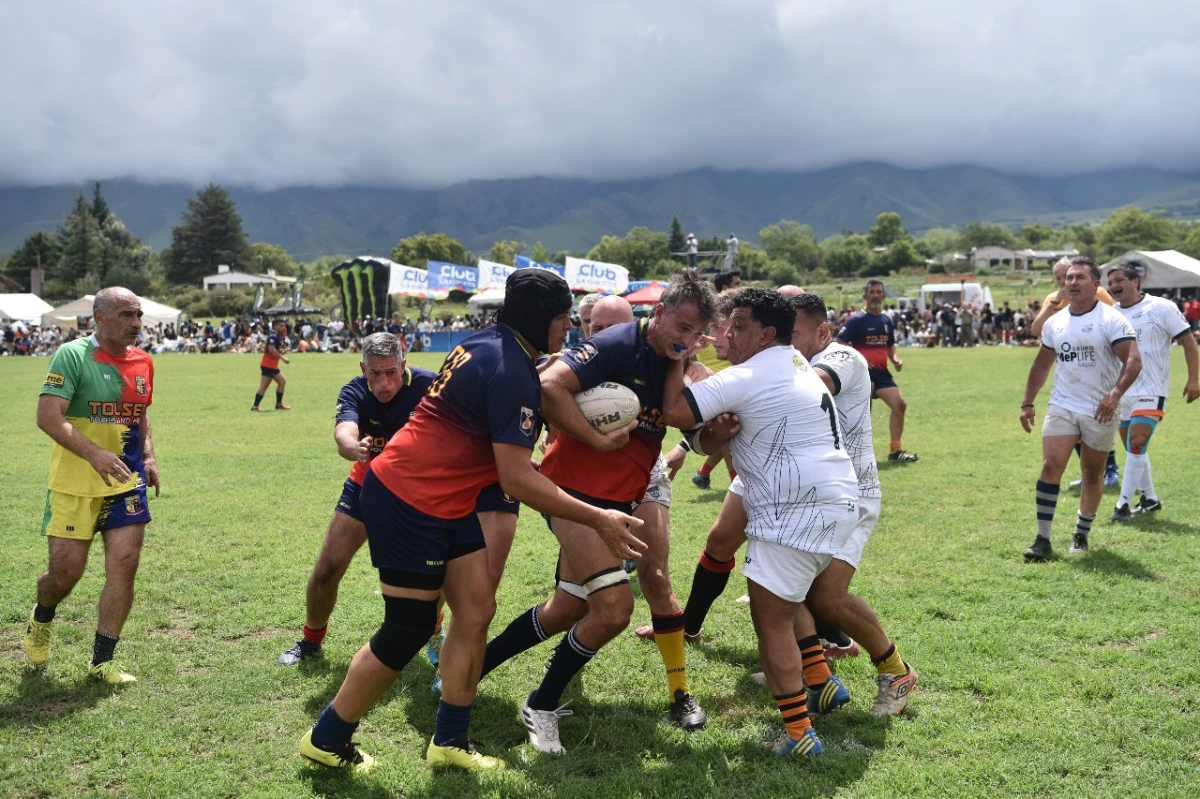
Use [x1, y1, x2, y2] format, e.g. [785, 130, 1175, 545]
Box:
[369, 595, 439, 671]
[582, 566, 630, 597]
[1126, 417, 1158, 455]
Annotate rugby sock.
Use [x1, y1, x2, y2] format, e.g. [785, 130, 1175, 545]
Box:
[890, 440, 902, 453]
[1035, 480, 1059, 539]
[529, 624, 596, 711]
[302, 624, 326, 647]
[813, 611, 852, 648]
[682, 550, 736, 637]
[92, 632, 119, 667]
[798, 635, 832, 688]
[1140, 456, 1158, 501]
[432, 699, 473, 747]
[481, 606, 549, 679]
[1119, 452, 1146, 509]
[651, 612, 688, 699]
[311, 702, 358, 750]
[275, 391, 285, 407]
[872, 642, 907, 677]
[697, 463, 714, 477]
[1075, 512, 1095, 539]
[727, 468, 737, 480]
[253, 393, 264, 408]
[33, 602, 57, 624]
[1106, 449, 1118, 471]
[774, 690, 812, 740]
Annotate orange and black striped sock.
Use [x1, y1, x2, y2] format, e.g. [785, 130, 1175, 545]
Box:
[799, 635, 832, 688]
[774, 690, 811, 740]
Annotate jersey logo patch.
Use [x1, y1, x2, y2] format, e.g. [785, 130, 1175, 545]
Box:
[573, 343, 598, 363]
[44, 373, 65, 387]
[520, 407, 535, 436]
[125, 495, 143, 515]
[135, 375, 147, 396]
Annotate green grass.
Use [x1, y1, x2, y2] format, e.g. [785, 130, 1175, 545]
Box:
[1, 347, 1199, 798]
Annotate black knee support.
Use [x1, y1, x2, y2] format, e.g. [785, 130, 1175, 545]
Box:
[369, 595, 439, 671]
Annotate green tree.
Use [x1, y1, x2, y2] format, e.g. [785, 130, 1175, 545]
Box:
[489, 240, 524, 266]
[959, 220, 1016, 250]
[4, 231, 61, 289]
[390, 232, 471, 267]
[914, 228, 961, 259]
[733, 245, 769, 281]
[768, 261, 798, 287]
[530, 241, 550, 263]
[586, 227, 669, 280]
[90, 181, 111, 225]
[163, 184, 248, 285]
[867, 212, 909, 248]
[759, 220, 821, 272]
[1095, 205, 1176, 259]
[242, 242, 298, 276]
[1020, 223, 1054, 247]
[1179, 225, 1200, 259]
[56, 193, 108, 283]
[668, 215, 686, 258]
[820, 234, 870, 277]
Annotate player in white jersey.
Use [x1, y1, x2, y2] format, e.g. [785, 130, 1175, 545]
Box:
[788, 291, 917, 716]
[662, 288, 858, 758]
[1106, 263, 1199, 521]
[1020, 259, 1142, 561]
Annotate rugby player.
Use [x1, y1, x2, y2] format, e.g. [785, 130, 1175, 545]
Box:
[661, 288, 859, 757]
[25, 287, 159, 684]
[1020, 258, 1141, 560]
[298, 269, 643, 772]
[1106, 263, 1199, 521]
[691, 273, 740, 489]
[510, 271, 717, 755]
[837, 280, 917, 462]
[252, 319, 291, 411]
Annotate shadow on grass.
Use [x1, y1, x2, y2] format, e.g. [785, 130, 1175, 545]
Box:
[1068, 549, 1158, 581]
[1129, 516, 1199, 535]
[688, 490, 732, 504]
[301, 658, 440, 715]
[0, 668, 116, 730]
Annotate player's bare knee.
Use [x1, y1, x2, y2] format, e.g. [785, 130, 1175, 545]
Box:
[589, 590, 634, 636]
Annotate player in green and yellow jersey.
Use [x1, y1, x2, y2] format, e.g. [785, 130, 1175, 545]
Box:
[24, 287, 160, 684]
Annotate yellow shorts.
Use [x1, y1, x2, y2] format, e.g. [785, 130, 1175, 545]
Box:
[41, 487, 151, 540]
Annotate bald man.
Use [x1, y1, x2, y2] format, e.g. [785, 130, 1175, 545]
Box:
[26, 287, 160, 684]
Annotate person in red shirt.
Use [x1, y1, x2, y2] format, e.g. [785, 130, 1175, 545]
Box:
[252, 320, 292, 411]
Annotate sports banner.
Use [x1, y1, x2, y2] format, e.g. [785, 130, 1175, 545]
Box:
[291, 278, 305, 310]
[252, 283, 265, 313]
[564, 256, 629, 295]
[426, 262, 479, 298]
[386, 261, 431, 298]
[476, 258, 515, 290]
[331, 257, 394, 333]
[514, 255, 566, 277]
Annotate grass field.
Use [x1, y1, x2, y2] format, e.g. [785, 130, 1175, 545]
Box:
[1, 346, 1198, 798]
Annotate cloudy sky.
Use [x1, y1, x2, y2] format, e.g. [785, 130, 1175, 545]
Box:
[2, 0, 1198, 188]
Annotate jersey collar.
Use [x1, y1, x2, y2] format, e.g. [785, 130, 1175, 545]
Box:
[1070, 300, 1100, 317]
[502, 325, 537, 361]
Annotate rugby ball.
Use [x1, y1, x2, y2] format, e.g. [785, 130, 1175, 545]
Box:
[574, 382, 641, 434]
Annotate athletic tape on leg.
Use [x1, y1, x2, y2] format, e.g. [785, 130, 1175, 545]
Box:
[583, 567, 630, 596]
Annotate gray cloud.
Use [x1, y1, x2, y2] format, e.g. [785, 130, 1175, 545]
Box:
[2, 0, 1198, 188]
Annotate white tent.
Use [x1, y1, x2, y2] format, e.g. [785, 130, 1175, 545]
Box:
[917, 283, 995, 313]
[0, 293, 55, 325]
[1100, 250, 1200, 291]
[41, 295, 183, 330]
[467, 286, 506, 316]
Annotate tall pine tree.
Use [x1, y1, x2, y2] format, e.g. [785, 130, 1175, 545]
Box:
[164, 184, 248, 285]
[57, 193, 108, 285]
[90, 181, 111, 225]
[668, 215, 686, 257]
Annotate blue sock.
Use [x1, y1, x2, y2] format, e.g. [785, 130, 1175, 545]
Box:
[311, 703, 358, 750]
[433, 699, 473, 747]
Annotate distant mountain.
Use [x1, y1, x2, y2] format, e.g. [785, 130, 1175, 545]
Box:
[2, 163, 1199, 260]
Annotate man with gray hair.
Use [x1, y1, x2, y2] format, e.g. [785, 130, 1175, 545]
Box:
[24, 287, 159, 684]
[576, 293, 605, 339]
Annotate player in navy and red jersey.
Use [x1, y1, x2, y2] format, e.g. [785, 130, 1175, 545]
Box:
[838, 279, 918, 462]
[489, 270, 716, 756]
[299, 269, 644, 774]
[277, 332, 434, 666]
[252, 319, 292, 411]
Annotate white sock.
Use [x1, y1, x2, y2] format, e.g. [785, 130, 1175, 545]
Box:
[1139, 455, 1157, 501]
[1118, 452, 1145, 509]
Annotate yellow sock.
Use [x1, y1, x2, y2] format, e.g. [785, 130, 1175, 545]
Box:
[873, 642, 907, 677]
[652, 615, 689, 699]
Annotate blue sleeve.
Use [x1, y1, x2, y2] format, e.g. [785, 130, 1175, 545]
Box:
[886, 317, 896, 347]
[560, 323, 637, 391]
[836, 315, 858, 344]
[335, 378, 366, 425]
[485, 353, 540, 449]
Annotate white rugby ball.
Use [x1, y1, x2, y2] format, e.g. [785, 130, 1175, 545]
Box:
[574, 382, 641, 434]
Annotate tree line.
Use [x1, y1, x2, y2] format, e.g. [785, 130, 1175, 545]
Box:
[4, 182, 1199, 308]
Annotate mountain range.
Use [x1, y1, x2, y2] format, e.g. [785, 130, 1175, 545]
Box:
[2, 162, 1199, 261]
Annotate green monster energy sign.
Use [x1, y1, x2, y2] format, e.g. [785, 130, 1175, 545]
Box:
[331, 258, 390, 333]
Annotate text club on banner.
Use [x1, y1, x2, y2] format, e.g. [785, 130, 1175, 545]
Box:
[426, 262, 479, 298]
[564, 256, 629, 295]
[476, 258, 516, 290]
[514, 255, 566, 277]
[387, 262, 432, 298]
